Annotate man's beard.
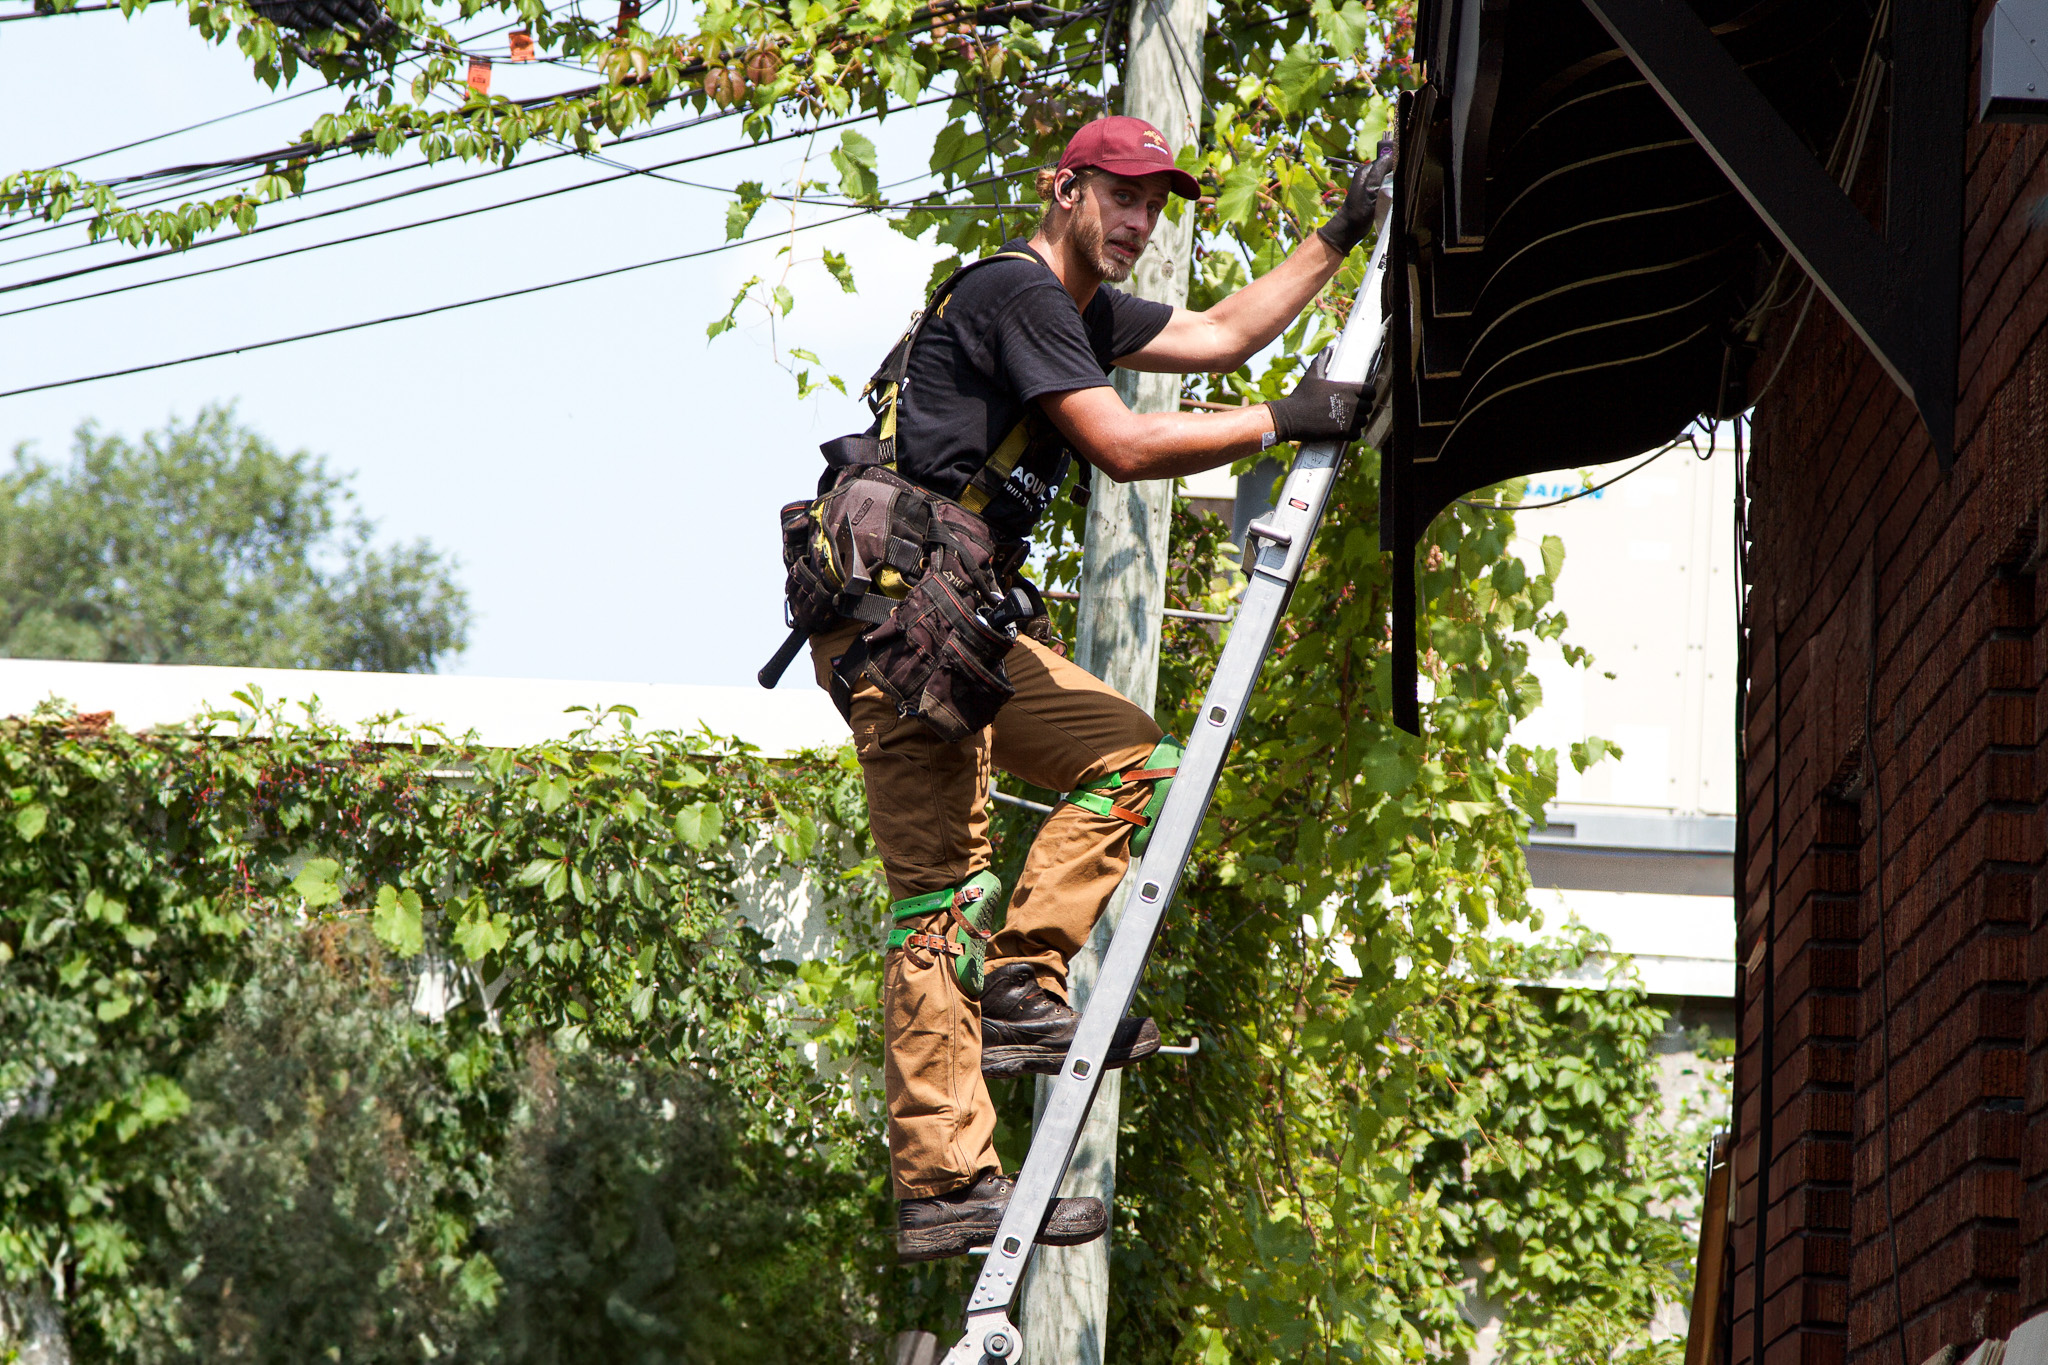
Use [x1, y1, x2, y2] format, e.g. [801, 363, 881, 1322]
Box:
[1072, 211, 1142, 282]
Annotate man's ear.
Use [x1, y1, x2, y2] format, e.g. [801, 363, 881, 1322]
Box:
[1055, 170, 1081, 209]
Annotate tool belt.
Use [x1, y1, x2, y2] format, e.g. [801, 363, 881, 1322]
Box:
[779, 463, 1052, 743]
[767, 249, 1079, 741]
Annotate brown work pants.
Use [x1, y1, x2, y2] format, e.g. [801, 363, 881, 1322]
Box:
[810, 620, 1163, 1199]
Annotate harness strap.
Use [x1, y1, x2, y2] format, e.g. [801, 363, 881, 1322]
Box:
[872, 251, 1039, 470]
[959, 420, 1033, 515]
[890, 883, 996, 942]
[887, 928, 961, 956]
[1061, 737, 1185, 854]
[828, 637, 872, 723]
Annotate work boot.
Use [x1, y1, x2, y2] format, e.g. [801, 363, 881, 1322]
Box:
[979, 963, 1161, 1080]
[897, 1170, 1107, 1263]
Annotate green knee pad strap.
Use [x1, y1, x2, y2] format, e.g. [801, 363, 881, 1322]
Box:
[884, 869, 1004, 996]
[1064, 736, 1183, 855]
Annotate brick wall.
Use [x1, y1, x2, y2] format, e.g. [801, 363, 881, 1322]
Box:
[1733, 12, 2048, 1363]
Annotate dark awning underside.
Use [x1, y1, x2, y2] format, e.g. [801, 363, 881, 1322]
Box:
[1376, 0, 1872, 530]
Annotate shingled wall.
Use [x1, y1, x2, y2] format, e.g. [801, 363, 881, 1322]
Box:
[1730, 15, 2048, 1364]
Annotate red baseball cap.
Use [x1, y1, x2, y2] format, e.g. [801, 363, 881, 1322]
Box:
[1057, 116, 1200, 199]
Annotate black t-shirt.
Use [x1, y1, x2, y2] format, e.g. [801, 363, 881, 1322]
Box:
[874, 240, 1173, 538]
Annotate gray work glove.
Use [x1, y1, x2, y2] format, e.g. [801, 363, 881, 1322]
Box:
[1267, 349, 1365, 445]
[1314, 133, 1396, 256]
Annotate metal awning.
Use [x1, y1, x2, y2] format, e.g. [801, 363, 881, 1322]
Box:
[1371, 0, 1963, 729]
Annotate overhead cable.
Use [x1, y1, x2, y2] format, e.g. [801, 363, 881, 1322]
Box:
[1456, 432, 1703, 511]
[0, 0, 164, 20]
[0, 56, 1096, 291]
[48, 82, 333, 169]
[0, 207, 869, 401]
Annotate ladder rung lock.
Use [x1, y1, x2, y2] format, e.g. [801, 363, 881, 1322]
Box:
[1073, 1059, 1092, 1077]
[1001, 1237, 1022, 1255]
[1140, 882, 1161, 901]
[1207, 705, 1227, 724]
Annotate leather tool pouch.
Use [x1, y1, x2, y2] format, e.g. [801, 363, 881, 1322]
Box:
[856, 498, 1019, 742]
[793, 477, 1038, 743]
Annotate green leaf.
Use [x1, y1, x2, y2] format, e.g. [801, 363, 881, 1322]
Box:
[116, 1075, 190, 1142]
[372, 884, 425, 958]
[455, 1252, 503, 1309]
[452, 907, 509, 961]
[1316, 0, 1375, 58]
[724, 180, 765, 240]
[96, 994, 133, 1022]
[1216, 160, 1264, 227]
[831, 129, 879, 202]
[674, 801, 723, 850]
[14, 802, 47, 841]
[822, 247, 856, 292]
[1272, 44, 1332, 115]
[1360, 739, 1419, 793]
[291, 857, 343, 907]
[1541, 533, 1566, 582]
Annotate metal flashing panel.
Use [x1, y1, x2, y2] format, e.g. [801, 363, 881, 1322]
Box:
[1982, 0, 2048, 123]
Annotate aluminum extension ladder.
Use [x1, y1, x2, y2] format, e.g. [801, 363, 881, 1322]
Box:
[939, 185, 1395, 1365]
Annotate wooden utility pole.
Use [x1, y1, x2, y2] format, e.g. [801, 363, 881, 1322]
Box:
[1019, 0, 1204, 1357]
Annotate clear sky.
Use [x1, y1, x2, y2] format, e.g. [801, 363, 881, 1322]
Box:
[0, 3, 967, 689]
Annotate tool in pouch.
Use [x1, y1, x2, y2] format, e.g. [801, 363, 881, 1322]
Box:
[758, 252, 1076, 744]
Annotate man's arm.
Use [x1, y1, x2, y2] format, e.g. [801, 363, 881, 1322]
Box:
[1038, 351, 1364, 481]
[1039, 386, 1275, 481]
[1117, 235, 1345, 375]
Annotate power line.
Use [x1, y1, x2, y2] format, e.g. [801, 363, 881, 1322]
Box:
[0, 0, 164, 21]
[1456, 433, 1703, 511]
[0, 207, 869, 401]
[0, 103, 742, 293]
[50, 82, 333, 169]
[0, 57, 1096, 292]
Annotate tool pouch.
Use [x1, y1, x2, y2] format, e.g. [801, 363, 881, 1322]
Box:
[858, 500, 1019, 742]
[779, 499, 842, 636]
[782, 467, 933, 631]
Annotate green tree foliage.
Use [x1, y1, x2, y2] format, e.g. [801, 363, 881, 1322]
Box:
[979, 491, 1714, 1364]
[0, 664, 1721, 1363]
[0, 407, 471, 672]
[0, 699, 887, 1359]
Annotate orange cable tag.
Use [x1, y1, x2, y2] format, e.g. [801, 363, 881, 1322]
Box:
[465, 55, 493, 95]
[507, 29, 534, 61]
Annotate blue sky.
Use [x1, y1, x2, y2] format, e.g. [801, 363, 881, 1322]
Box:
[0, 4, 967, 687]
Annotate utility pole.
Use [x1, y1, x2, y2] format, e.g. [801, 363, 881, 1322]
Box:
[1018, 0, 1203, 1357]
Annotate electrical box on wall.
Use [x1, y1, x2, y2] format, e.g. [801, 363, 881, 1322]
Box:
[1982, 0, 2048, 123]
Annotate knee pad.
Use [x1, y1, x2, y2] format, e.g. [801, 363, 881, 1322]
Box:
[1064, 736, 1183, 856]
[886, 869, 1004, 996]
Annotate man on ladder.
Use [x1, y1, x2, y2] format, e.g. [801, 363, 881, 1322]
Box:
[770, 114, 1390, 1263]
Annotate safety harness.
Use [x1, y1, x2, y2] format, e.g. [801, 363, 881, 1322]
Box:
[821, 249, 1093, 516]
[1063, 737, 1184, 855]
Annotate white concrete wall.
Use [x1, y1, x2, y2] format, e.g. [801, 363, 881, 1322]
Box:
[0, 658, 845, 757]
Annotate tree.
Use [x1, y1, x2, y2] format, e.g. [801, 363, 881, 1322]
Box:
[0, 406, 471, 673]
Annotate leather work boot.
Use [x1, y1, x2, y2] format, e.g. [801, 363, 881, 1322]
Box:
[897, 1170, 1108, 1262]
[979, 962, 1161, 1080]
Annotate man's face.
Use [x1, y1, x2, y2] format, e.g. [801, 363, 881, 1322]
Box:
[1065, 171, 1172, 282]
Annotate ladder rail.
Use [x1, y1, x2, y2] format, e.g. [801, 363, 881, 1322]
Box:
[941, 212, 1395, 1365]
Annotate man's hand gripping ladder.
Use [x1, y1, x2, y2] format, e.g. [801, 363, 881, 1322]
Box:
[938, 176, 1398, 1365]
